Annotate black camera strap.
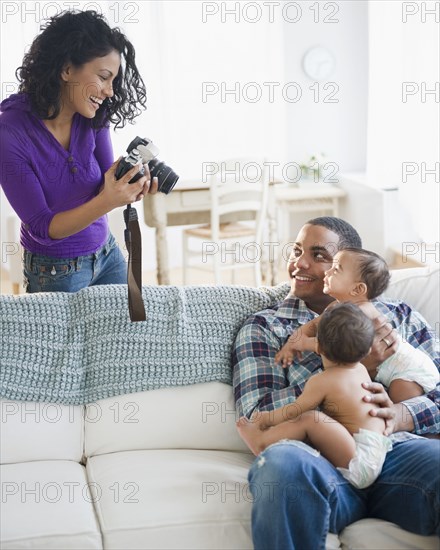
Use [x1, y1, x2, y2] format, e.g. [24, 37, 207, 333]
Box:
[123, 204, 146, 322]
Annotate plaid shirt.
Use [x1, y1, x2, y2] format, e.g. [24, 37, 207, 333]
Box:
[232, 296, 440, 435]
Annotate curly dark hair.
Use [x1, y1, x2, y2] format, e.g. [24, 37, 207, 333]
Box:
[15, 10, 146, 129]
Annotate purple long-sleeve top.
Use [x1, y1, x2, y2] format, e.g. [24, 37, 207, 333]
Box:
[0, 93, 114, 257]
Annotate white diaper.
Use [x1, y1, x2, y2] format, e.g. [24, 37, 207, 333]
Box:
[337, 429, 392, 489]
[375, 341, 439, 393]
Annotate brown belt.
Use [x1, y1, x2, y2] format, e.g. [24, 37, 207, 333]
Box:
[123, 204, 146, 322]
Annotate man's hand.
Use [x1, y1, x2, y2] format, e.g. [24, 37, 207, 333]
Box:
[362, 381, 415, 435]
[362, 316, 399, 378]
[363, 381, 396, 434]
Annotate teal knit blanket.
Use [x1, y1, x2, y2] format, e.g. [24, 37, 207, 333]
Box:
[1, 284, 290, 405]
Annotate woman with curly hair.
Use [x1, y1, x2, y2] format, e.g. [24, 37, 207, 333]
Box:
[0, 10, 157, 293]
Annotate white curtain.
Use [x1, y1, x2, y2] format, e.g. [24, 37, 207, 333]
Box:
[367, 0, 439, 242]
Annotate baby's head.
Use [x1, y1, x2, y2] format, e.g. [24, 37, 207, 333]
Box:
[317, 302, 375, 365]
[324, 248, 390, 301]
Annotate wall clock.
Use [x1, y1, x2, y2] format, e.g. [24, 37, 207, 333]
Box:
[302, 46, 336, 81]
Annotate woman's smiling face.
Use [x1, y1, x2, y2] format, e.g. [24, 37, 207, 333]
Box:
[59, 50, 121, 118]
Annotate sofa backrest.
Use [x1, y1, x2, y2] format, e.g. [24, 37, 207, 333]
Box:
[84, 382, 249, 458]
[0, 382, 250, 464]
[384, 265, 439, 337]
[0, 400, 84, 464]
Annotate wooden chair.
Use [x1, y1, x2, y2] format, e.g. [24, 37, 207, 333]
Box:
[182, 158, 269, 286]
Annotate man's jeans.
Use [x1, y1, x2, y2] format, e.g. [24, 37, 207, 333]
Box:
[23, 234, 127, 293]
[249, 438, 440, 550]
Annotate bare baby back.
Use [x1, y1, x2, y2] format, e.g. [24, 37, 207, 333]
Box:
[320, 363, 386, 435]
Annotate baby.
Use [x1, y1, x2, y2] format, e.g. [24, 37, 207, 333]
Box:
[275, 247, 439, 403]
[237, 302, 393, 489]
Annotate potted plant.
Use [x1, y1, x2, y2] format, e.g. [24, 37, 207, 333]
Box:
[300, 153, 326, 182]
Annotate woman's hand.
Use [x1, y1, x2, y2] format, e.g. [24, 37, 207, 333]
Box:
[362, 315, 399, 378]
[99, 158, 158, 210]
[134, 163, 158, 201]
[48, 159, 158, 239]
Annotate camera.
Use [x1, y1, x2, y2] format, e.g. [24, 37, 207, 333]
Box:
[114, 136, 179, 194]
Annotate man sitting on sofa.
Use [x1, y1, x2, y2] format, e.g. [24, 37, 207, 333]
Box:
[232, 216, 439, 549]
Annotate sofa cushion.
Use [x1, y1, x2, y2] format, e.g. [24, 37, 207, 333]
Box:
[340, 518, 439, 549]
[84, 382, 249, 457]
[0, 399, 84, 464]
[87, 449, 253, 549]
[0, 461, 102, 549]
[87, 449, 340, 550]
[384, 265, 440, 337]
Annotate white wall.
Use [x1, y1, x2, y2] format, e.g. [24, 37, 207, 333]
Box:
[265, 0, 369, 248]
[337, 173, 420, 263]
[283, 0, 368, 175]
[367, 0, 439, 244]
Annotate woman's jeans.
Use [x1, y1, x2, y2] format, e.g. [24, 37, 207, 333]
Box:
[23, 234, 127, 293]
[249, 437, 439, 550]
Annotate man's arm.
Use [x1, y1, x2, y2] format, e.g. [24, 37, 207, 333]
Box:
[366, 302, 440, 434]
[395, 305, 439, 434]
[232, 316, 289, 418]
[363, 381, 415, 435]
[361, 316, 398, 376]
[366, 382, 440, 435]
[232, 313, 309, 418]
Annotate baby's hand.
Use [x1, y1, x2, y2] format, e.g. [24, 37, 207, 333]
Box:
[288, 329, 309, 352]
[275, 343, 302, 368]
[275, 348, 294, 368]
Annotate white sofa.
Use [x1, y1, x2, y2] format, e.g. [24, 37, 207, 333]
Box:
[1, 266, 439, 550]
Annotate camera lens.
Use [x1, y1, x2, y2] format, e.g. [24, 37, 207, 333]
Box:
[148, 159, 179, 194]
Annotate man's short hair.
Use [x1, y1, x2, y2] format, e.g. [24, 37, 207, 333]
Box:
[342, 248, 390, 299]
[307, 217, 362, 250]
[317, 302, 375, 364]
